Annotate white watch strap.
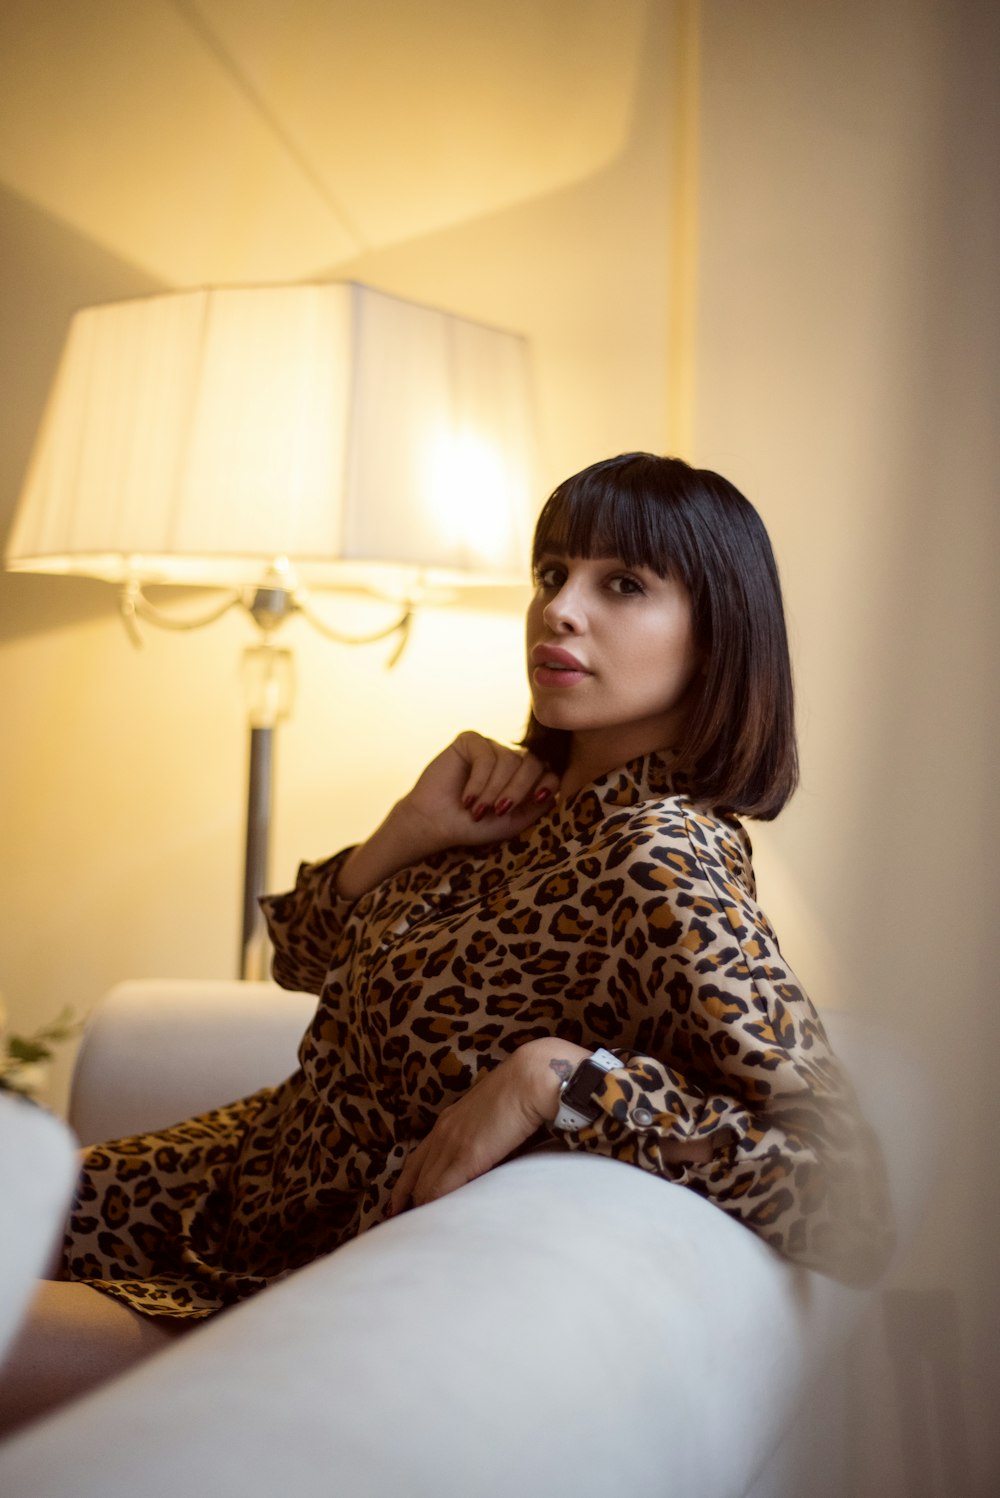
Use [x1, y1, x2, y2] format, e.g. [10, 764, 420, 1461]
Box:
[554, 1099, 596, 1130]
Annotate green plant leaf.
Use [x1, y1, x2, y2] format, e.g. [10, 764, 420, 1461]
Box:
[7, 1037, 52, 1063]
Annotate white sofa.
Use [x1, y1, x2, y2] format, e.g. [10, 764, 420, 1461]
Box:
[0, 980, 928, 1498]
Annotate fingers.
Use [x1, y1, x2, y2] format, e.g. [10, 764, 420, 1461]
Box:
[455, 733, 559, 823]
[387, 1058, 542, 1219]
[493, 753, 559, 817]
[389, 1136, 429, 1216]
[387, 1134, 456, 1216]
[388, 1101, 487, 1216]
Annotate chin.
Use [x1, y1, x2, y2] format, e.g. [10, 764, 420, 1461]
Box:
[530, 703, 590, 734]
[529, 698, 567, 730]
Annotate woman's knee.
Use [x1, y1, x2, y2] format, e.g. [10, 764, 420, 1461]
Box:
[0, 1280, 183, 1437]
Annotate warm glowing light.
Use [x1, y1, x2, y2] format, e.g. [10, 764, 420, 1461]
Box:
[420, 429, 520, 572]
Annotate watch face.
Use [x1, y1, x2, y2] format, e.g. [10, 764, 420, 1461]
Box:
[561, 1058, 605, 1115]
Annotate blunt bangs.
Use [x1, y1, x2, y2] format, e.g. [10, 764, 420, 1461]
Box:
[531, 455, 696, 583]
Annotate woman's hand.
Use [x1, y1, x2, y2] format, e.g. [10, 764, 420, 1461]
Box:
[399, 732, 560, 851]
[389, 1036, 592, 1215]
[337, 734, 560, 899]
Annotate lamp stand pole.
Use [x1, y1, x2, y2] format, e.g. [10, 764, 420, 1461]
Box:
[239, 623, 295, 980]
[241, 722, 275, 980]
[115, 577, 410, 983]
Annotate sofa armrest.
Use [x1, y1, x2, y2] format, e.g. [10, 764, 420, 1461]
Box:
[0, 1094, 78, 1369]
[68, 980, 316, 1145]
[6, 993, 931, 1498]
[0, 1150, 864, 1498]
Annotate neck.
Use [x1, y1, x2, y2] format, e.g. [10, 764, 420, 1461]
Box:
[560, 728, 675, 801]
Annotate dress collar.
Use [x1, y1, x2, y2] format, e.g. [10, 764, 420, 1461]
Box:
[554, 749, 694, 837]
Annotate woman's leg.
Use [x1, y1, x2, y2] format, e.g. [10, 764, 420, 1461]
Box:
[0, 1280, 193, 1438]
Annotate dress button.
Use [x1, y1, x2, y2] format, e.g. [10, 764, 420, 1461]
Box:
[631, 1107, 653, 1127]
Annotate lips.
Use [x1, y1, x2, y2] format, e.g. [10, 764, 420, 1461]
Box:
[530, 644, 589, 672]
[530, 642, 591, 691]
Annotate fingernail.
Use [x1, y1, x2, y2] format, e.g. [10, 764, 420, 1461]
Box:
[462, 795, 476, 809]
[473, 803, 487, 821]
[534, 787, 551, 803]
[495, 797, 513, 815]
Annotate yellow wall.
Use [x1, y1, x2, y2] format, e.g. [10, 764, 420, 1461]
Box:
[695, 2, 999, 1490]
[0, 5, 678, 1106]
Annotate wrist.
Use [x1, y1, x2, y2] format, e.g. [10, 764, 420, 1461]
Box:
[335, 803, 444, 900]
[384, 798, 449, 859]
[515, 1037, 593, 1123]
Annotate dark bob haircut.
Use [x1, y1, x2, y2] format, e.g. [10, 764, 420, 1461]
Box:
[522, 452, 798, 821]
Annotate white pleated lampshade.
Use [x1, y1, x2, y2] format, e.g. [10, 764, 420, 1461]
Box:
[5, 283, 538, 595]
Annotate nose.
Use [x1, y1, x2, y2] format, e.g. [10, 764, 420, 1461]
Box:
[542, 576, 586, 634]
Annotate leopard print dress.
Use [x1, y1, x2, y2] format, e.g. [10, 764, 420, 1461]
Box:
[62, 751, 894, 1316]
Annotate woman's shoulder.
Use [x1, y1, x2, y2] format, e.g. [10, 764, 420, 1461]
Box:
[588, 794, 756, 899]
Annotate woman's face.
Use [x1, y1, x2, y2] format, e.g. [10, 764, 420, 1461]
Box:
[525, 550, 701, 754]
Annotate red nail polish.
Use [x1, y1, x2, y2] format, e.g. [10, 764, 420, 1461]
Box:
[473, 803, 487, 821]
[495, 797, 513, 815]
[534, 787, 551, 803]
[463, 794, 476, 810]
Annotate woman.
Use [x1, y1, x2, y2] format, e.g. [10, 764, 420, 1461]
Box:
[2, 453, 893, 1431]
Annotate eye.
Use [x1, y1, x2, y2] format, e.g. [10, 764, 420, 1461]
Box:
[607, 573, 646, 596]
[533, 562, 565, 590]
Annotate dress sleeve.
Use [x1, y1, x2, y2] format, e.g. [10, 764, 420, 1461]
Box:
[556, 810, 896, 1287]
[259, 848, 358, 994]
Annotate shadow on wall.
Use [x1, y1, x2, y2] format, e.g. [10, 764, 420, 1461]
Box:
[0, 186, 165, 642]
[0, 574, 120, 646]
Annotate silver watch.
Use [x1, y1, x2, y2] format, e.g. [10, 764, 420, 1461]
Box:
[553, 1048, 621, 1130]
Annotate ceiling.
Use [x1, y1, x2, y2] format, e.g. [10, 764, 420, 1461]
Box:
[0, 0, 648, 286]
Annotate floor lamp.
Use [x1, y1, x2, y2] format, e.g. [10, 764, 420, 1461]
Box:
[4, 282, 537, 979]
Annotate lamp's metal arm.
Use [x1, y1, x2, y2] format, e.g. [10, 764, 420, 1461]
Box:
[120, 578, 413, 665]
[292, 593, 413, 665]
[119, 580, 242, 647]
